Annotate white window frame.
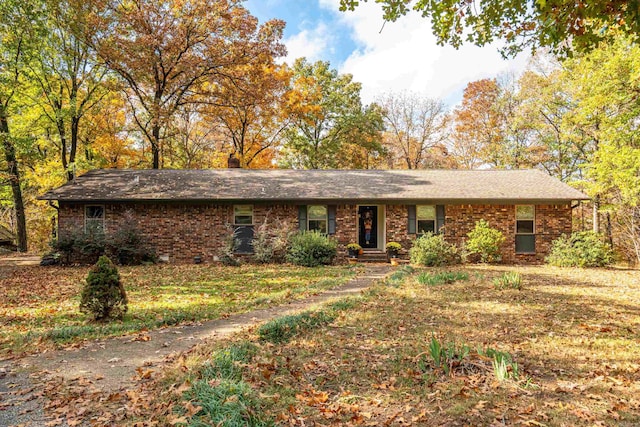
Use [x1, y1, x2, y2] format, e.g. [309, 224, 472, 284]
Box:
[233, 205, 254, 226]
[307, 205, 328, 233]
[417, 205, 436, 234]
[84, 205, 105, 233]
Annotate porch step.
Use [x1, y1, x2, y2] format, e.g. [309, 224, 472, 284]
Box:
[357, 251, 389, 263]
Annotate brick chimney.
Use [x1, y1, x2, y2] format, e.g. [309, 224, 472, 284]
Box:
[227, 153, 241, 168]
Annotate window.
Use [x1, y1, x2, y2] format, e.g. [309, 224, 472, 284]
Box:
[233, 205, 254, 253]
[233, 205, 253, 225]
[308, 205, 327, 233]
[417, 205, 436, 234]
[85, 205, 105, 233]
[515, 205, 535, 253]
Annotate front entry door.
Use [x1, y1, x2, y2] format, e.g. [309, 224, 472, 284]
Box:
[358, 206, 378, 249]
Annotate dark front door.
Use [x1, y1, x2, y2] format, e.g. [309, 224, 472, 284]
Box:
[358, 206, 378, 249]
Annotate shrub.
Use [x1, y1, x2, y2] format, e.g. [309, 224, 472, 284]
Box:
[286, 231, 337, 267]
[52, 218, 155, 265]
[409, 233, 460, 266]
[106, 219, 156, 265]
[252, 216, 295, 264]
[546, 231, 614, 267]
[417, 271, 469, 286]
[465, 220, 505, 263]
[493, 271, 522, 290]
[79, 256, 128, 321]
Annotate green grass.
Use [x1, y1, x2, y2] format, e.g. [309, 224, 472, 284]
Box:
[0, 264, 357, 355]
[416, 270, 469, 286]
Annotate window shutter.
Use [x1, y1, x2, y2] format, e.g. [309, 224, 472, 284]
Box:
[298, 205, 307, 231]
[328, 205, 337, 235]
[436, 205, 445, 233]
[407, 205, 416, 234]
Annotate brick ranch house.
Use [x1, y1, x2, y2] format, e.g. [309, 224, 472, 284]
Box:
[40, 168, 588, 264]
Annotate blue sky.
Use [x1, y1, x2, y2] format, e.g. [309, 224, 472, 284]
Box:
[245, 0, 529, 106]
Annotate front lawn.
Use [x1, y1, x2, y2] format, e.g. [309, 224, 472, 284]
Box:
[0, 263, 357, 356]
[140, 264, 640, 426]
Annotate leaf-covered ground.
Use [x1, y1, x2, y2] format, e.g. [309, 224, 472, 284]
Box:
[0, 263, 357, 356]
[126, 264, 640, 426]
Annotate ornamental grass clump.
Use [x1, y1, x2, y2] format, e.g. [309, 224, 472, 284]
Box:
[79, 256, 128, 321]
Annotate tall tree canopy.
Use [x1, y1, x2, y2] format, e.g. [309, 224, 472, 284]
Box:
[377, 92, 451, 169]
[339, 0, 640, 57]
[280, 58, 383, 169]
[86, 0, 285, 169]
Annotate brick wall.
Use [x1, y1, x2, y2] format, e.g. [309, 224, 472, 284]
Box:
[58, 201, 572, 264]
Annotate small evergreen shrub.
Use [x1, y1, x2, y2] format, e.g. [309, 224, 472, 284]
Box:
[286, 231, 337, 267]
[409, 233, 460, 266]
[79, 256, 128, 321]
[493, 271, 522, 290]
[546, 231, 614, 267]
[465, 220, 505, 263]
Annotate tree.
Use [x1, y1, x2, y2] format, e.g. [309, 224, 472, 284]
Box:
[450, 79, 504, 169]
[377, 92, 450, 169]
[451, 76, 544, 169]
[0, 0, 43, 251]
[86, 0, 285, 169]
[280, 58, 383, 169]
[29, 0, 109, 181]
[339, 0, 640, 57]
[206, 62, 292, 168]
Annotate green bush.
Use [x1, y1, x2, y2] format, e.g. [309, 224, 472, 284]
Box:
[79, 256, 128, 321]
[465, 220, 505, 263]
[493, 271, 522, 290]
[286, 231, 337, 267]
[546, 231, 614, 267]
[409, 233, 460, 266]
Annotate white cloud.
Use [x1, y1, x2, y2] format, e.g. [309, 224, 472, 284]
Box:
[318, 0, 530, 106]
[282, 22, 334, 63]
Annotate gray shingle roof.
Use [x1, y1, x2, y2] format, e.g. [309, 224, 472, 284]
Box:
[39, 168, 589, 203]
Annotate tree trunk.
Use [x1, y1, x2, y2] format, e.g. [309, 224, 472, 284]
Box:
[605, 212, 613, 247]
[152, 123, 160, 169]
[69, 116, 80, 181]
[592, 195, 600, 234]
[0, 110, 28, 252]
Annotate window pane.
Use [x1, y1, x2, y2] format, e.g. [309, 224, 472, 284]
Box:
[86, 206, 104, 219]
[417, 220, 435, 234]
[234, 226, 254, 253]
[234, 205, 253, 225]
[417, 205, 435, 220]
[308, 205, 327, 220]
[308, 220, 327, 233]
[516, 205, 535, 220]
[516, 235, 536, 253]
[516, 220, 534, 234]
